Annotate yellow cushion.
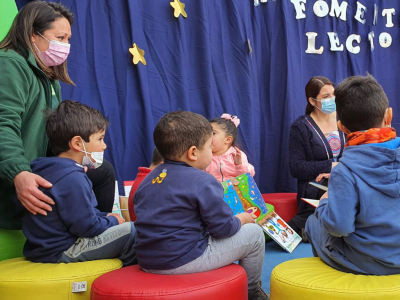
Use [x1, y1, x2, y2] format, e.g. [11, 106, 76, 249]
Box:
[271, 257, 400, 300]
[0, 257, 122, 300]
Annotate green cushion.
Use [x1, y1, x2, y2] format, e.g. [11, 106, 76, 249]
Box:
[0, 229, 26, 261]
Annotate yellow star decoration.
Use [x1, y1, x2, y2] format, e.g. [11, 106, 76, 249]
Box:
[129, 43, 146, 65]
[170, 0, 187, 18]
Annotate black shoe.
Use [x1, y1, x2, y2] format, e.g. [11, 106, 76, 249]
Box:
[301, 228, 310, 243]
[248, 282, 270, 300]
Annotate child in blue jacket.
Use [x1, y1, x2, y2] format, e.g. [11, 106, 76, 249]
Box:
[23, 100, 137, 266]
[133, 111, 268, 300]
[306, 75, 400, 275]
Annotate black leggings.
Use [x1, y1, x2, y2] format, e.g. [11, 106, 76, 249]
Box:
[86, 159, 116, 213]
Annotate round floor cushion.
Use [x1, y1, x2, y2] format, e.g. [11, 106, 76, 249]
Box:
[91, 264, 248, 300]
[270, 257, 400, 300]
[0, 257, 122, 300]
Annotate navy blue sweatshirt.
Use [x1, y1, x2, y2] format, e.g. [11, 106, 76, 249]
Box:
[133, 160, 241, 270]
[22, 157, 118, 263]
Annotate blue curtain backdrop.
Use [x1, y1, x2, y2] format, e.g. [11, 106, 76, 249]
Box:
[16, 0, 400, 194]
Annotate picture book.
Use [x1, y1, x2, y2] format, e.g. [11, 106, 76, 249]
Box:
[222, 173, 302, 253]
[258, 211, 302, 253]
[301, 198, 320, 208]
[308, 182, 328, 191]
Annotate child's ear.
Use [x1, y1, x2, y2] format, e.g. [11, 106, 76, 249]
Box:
[337, 120, 351, 134]
[186, 146, 198, 161]
[70, 136, 83, 152]
[385, 107, 393, 127]
[225, 135, 233, 145]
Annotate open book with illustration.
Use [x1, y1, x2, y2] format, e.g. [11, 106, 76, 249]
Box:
[221, 173, 302, 253]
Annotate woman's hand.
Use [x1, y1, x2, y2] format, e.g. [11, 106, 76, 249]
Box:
[316, 173, 330, 182]
[14, 171, 54, 215]
[232, 147, 242, 165]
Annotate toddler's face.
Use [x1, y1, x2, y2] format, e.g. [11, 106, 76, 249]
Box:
[211, 123, 230, 153]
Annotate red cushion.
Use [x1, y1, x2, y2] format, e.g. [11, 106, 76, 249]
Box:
[262, 193, 298, 222]
[91, 264, 247, 300]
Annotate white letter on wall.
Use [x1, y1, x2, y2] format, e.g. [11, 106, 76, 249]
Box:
[379, 32, 392, 48]
[327, 32, 344, 51]
[291, 0, 307, 19]
[382, 9, 395, 28]
[305, 32, 324, 54]
[329, 0, 348, 21]
[346, 34, 361, 54]
[368, 31, 375, 51]
[314, 0, 329, 18]
[354, 1, 366, 24]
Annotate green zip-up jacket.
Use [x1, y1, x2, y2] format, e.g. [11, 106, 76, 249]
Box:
[0, 47, 61, 229]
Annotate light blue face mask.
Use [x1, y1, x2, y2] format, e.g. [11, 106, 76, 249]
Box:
[313, 96, 336, 114]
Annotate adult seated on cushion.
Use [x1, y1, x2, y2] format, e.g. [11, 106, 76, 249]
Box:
[0, 1, 116, 245]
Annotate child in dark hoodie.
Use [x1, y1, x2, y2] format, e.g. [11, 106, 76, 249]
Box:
[22, 100, 137, 266]
[306, 75, 400, 275]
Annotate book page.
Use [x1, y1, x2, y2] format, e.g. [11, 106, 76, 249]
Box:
[301, 198, 320, 208]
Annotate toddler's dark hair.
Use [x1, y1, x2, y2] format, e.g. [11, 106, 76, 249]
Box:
[335, 75, 388, 132]
[46, 100, 109, 156]
[153, 111, 213, 160]
[210, 117, 238, 147]
[151, 147, 163, 165]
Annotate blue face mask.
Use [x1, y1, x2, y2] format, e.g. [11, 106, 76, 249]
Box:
[313, 96, 336, 114]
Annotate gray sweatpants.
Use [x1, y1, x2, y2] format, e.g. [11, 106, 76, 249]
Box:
[143, 223, 265, 292]
[58, 222, 137, 267]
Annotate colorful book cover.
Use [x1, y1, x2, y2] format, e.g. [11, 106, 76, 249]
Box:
[222, 173, 269, 222]
[258, 211, 302, 253]
[222, 173, 301, 253]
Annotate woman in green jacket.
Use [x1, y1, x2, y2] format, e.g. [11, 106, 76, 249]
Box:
[0, 1, 115, 259]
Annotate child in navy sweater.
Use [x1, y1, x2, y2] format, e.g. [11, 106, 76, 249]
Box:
[133, 111, 268, 300]
[22, 100, 137, 266]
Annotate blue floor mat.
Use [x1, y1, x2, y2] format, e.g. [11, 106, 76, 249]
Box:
[261, 240, 314, 293]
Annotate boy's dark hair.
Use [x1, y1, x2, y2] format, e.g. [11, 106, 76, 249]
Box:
[305, 76, 334, 115]
[335, 75, 388, 132]
[210, 117, 238, 147]
[151, 148, 163, 165]
[46, 100, 109, 156]
[153, 111, 213, 160]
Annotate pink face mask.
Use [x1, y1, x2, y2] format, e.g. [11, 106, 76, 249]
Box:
[33, 32, 70, 66]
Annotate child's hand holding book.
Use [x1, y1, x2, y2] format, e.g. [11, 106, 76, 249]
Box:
[107, 213, 125, 224]
[236, 212, 256, 225]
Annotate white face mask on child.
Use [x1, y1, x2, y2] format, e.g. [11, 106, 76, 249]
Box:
[80, 138, 104, 169]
